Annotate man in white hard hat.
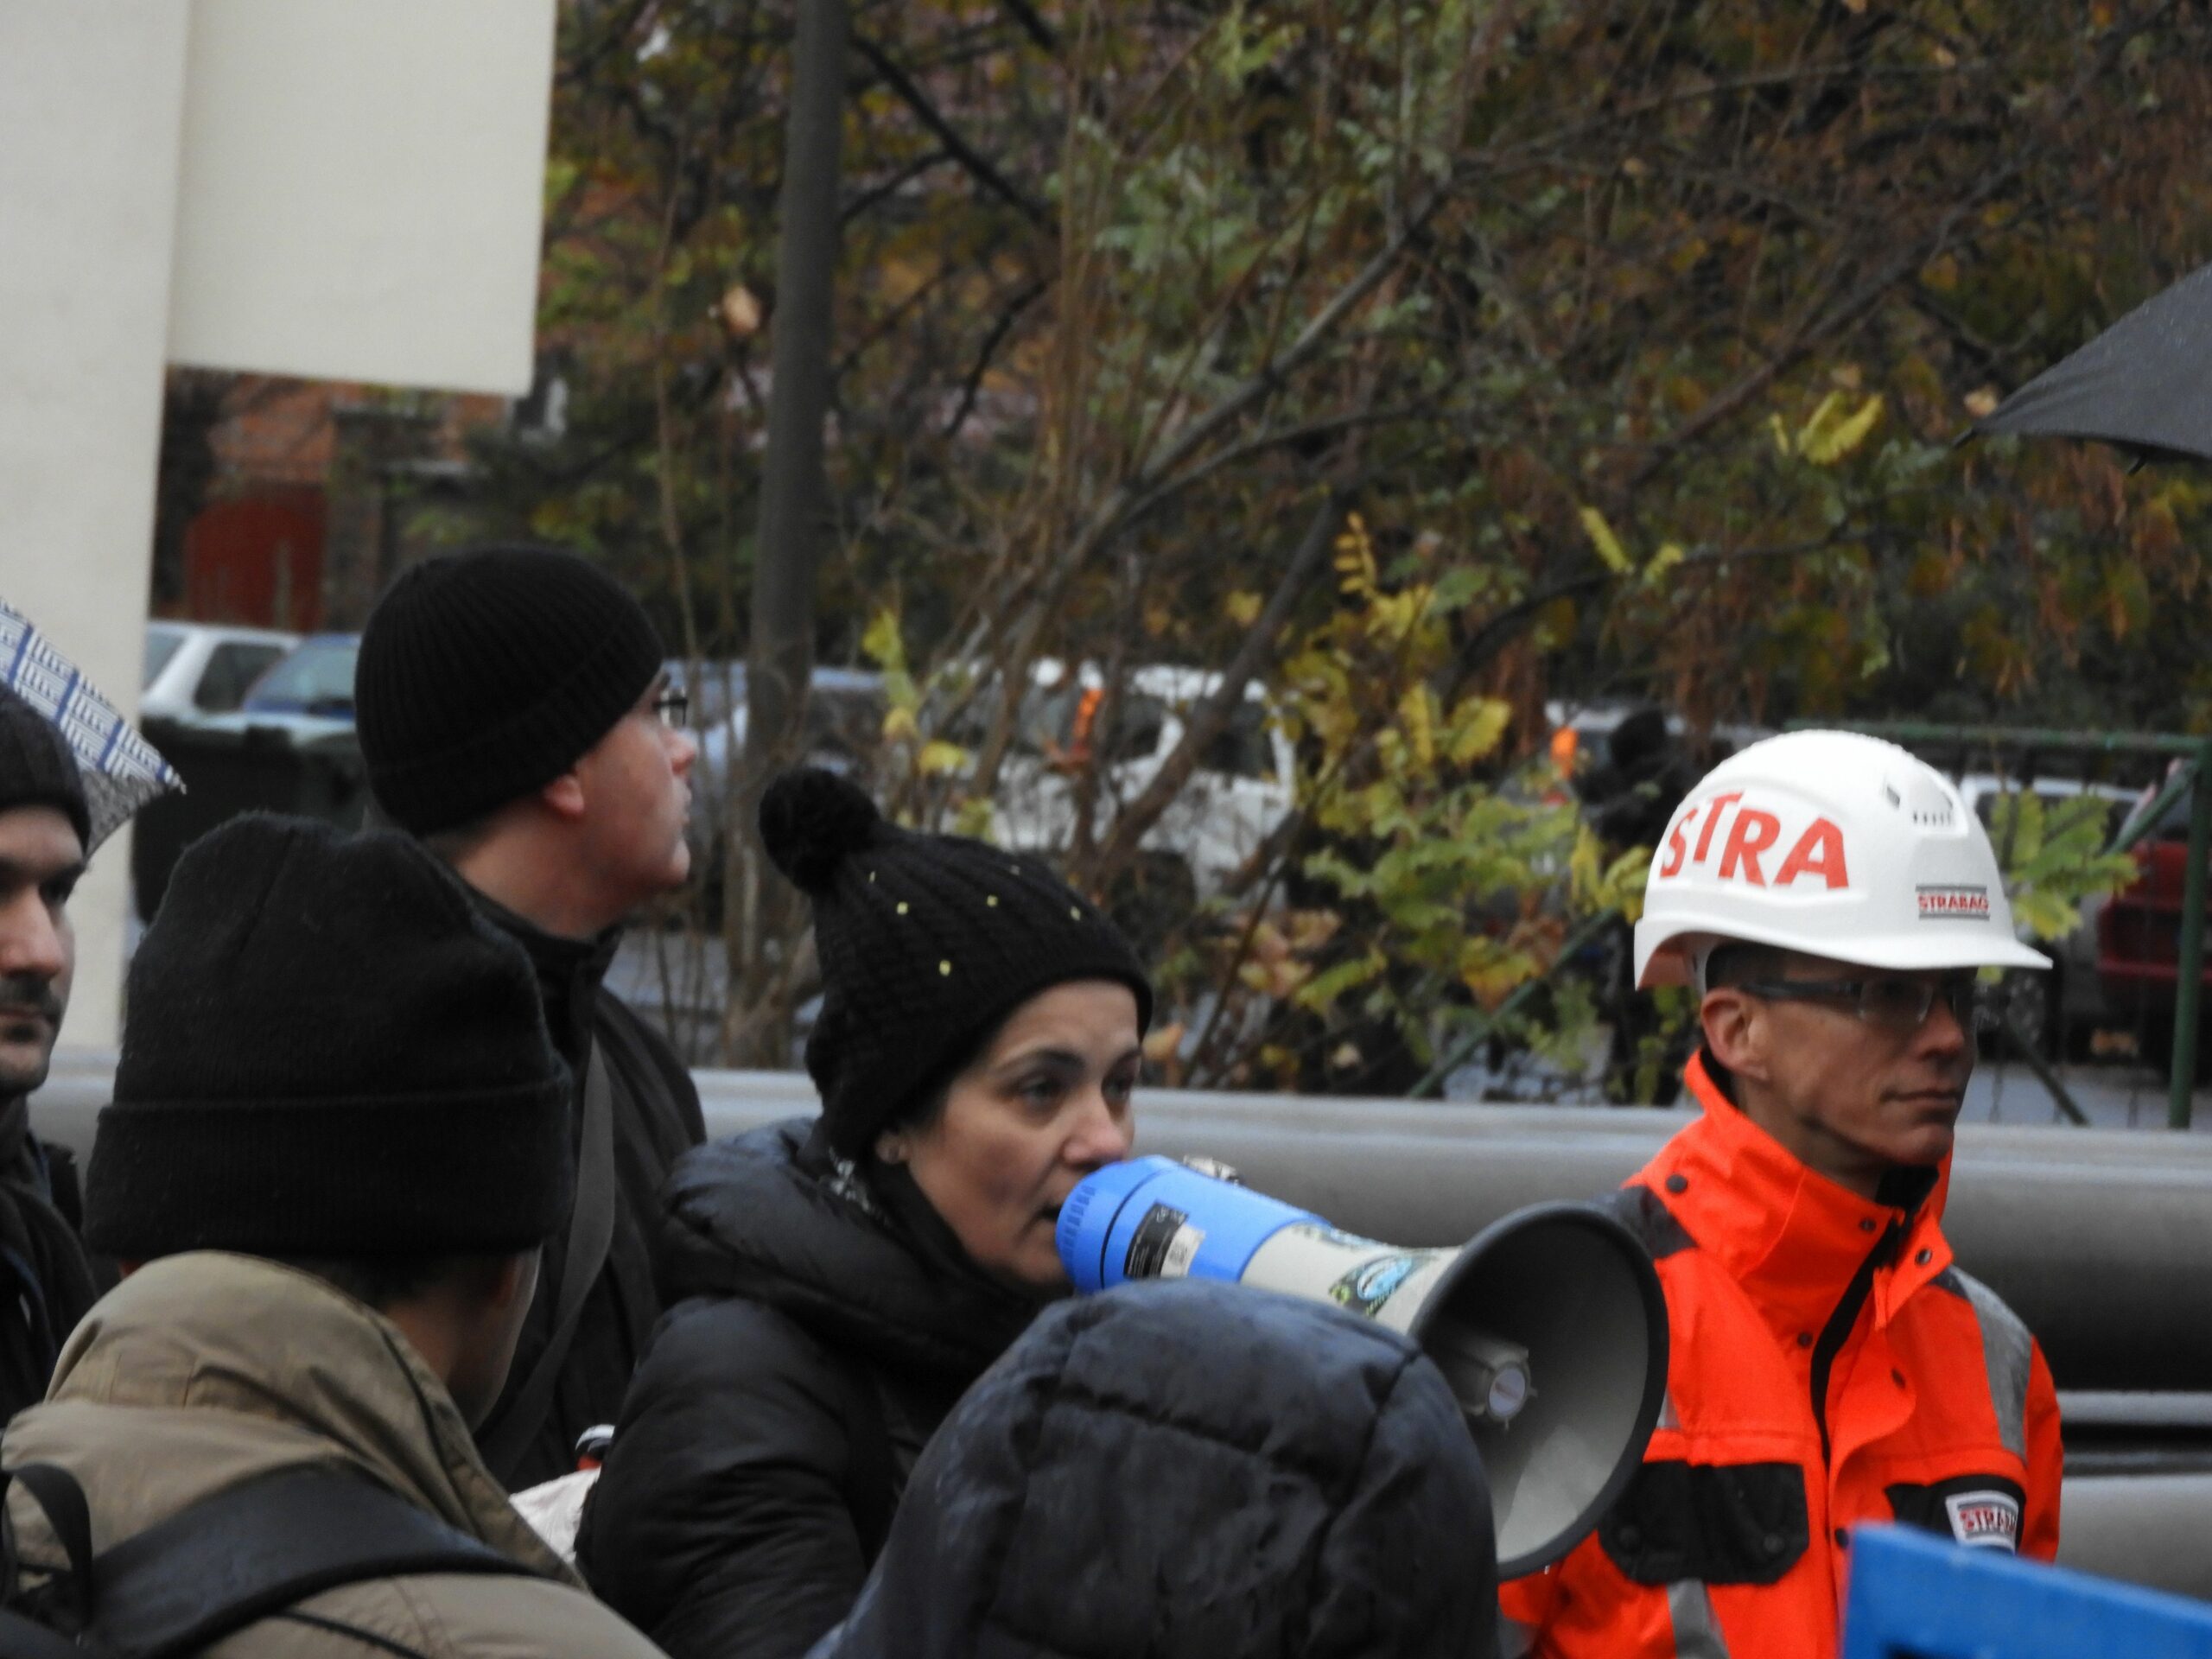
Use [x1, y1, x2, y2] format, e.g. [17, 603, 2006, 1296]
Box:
[1500, 730, 2062, 1659]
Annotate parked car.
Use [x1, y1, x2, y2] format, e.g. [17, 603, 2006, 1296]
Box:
[1955, 772, 2139, 1058]
[140, 621, 296, 723]
[131, 633, 366, 921]
[2094, 770, 2212, 1074]
[665, 659, 886, 886]
[992, 663, 1296, 927]
[236, 632, 360, 721]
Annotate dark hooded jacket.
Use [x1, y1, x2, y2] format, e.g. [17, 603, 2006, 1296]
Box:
[809, 1278, 1499, 1659]
[576, 1117, 1043, 1659]
[0, 1093, 100, 1422]
[469, 897, 706, 1490]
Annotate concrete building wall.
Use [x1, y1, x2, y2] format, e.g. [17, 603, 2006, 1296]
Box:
[0, 3, 194, 1050]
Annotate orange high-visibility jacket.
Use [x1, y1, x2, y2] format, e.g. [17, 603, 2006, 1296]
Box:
[1499, 1053, 2062, 1659]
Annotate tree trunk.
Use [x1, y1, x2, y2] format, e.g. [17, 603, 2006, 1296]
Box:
[723, 0, 849, 1067]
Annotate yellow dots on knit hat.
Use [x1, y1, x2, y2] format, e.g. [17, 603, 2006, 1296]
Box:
[986, 894, 998, 907]
[1070, 906, 1083, 920]
[939, 960, 952, 976]
[896, 901, 910, 915]
[868, 871, 875, 883]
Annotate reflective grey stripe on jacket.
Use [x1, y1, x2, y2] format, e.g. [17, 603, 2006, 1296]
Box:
[1940, 1267, 2032, 1460]
[1497, 1611, 1536, 1658]
[1668, 1579, 1731, 1658]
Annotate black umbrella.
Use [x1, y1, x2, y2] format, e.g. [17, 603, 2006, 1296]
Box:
[1976, 258, 2212, 464]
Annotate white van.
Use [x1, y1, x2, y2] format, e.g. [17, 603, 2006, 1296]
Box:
[992, 662, 1295, 903]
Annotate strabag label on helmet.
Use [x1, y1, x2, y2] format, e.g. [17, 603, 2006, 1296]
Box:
[1656, 790, 1850, 890]
[1916, 884, 1991, 922]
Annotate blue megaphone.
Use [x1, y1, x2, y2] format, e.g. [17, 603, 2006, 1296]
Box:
[1057, 1155, 1668, 1577]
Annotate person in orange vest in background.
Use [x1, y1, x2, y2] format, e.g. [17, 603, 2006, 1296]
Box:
[1500, 729, 2062, 1659]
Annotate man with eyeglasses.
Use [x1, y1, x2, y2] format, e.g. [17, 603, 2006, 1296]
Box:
[1501, 729, 2062, 1659]
[355, 543, 705, 1489]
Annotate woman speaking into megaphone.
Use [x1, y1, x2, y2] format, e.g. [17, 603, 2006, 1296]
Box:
[577, 768, 1154, 1659]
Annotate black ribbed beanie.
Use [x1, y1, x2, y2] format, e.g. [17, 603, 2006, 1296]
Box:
[355, 543, 664, 834]
[761, 769, 1153, 1160]
[84, 814, 574, 1258]
[0, 687, 88, 850]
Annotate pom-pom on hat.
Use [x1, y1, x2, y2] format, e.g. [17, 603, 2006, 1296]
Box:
[760, 768, 1153, 1159]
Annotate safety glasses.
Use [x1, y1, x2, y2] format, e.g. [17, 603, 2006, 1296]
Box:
[1734, 975, 1986, 1034]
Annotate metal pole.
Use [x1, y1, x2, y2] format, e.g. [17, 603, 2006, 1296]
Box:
[1792, 719, 2201, 761]
[725, 0, 849, 1064]
[2168, 744, 2211, 1130]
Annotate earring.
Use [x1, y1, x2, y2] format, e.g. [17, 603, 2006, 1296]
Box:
[875, 1132, 907, 1165]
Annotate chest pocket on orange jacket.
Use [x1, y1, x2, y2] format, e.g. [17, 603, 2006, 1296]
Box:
[1599, 1461, 1810, 1586]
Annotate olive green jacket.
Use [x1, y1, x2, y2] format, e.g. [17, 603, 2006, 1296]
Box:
[1, 1251, 666, 1659]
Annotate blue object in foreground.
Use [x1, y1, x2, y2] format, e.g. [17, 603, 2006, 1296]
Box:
[1056, 1157, 1324, 1294]
[1841, 1524, 2212, 1659]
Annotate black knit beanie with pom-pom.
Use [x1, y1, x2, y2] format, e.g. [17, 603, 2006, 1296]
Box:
[760, 768, 1153, 1160]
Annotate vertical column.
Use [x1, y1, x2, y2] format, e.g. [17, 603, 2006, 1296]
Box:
[0, 3, 194, 1051]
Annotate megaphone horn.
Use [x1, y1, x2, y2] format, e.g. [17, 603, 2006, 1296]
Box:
[1057, 1157, 1669, 1579]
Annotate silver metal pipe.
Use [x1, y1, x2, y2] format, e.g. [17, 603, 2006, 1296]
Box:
[32, 1059, 2212, 1597]
[2056, 1473, 2212, 1599]
[34, 1063, 2212, 1388]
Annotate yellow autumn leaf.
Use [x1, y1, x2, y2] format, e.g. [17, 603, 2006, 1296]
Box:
[1444, 696, 1512, 766]
[1792, 391, 1847, 456]
[1141, 1021, 1186, 1065]
[1578, 505, 1633, 574]
[861, 607, 907, 674]
[1224, 589, 1264, 628]
[1644, 541, 1687, 581]
[917, 740, 969, 777]
[881, 703, 919, 745]
[1801, 393, 1885, 466]
[1397, 683, 1437, 768]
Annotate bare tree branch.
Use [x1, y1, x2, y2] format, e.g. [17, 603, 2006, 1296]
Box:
[1084, 485, 1351, 880]
[944, 279, 1049, 441]
[961, 181, 1454, 796]
[851, 34, 1052, 226]
[1001, 0, 1060, 54]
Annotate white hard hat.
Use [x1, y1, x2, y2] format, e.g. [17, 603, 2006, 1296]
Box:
[1633, 729, 2051, 989]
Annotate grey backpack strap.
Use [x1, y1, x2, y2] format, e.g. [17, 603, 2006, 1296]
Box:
[1, 1463, 549, 1659]
[480, 1043, 618, 1481]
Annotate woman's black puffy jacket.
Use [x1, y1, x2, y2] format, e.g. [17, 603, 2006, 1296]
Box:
[576, 1118, 1040, 1659]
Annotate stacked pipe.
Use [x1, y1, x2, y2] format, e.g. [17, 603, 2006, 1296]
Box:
[32, 1058, 2212, 1596]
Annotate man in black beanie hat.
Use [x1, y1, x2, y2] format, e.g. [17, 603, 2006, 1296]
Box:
[0, 815, 669, 1659]
[355, 543, 706, 1488]
[0, 686, 99, 1425]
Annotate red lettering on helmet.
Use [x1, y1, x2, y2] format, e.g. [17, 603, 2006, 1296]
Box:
[1718, 809, 1781, 885]
[1777, 817, 1850, 890]
[1692, 791, 1741, 864]
[1660, 806, 1696, 878]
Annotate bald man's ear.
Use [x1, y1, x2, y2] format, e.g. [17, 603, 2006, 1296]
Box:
[1700, 988, 1770, 1084]
[538, 770, 587, 821]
